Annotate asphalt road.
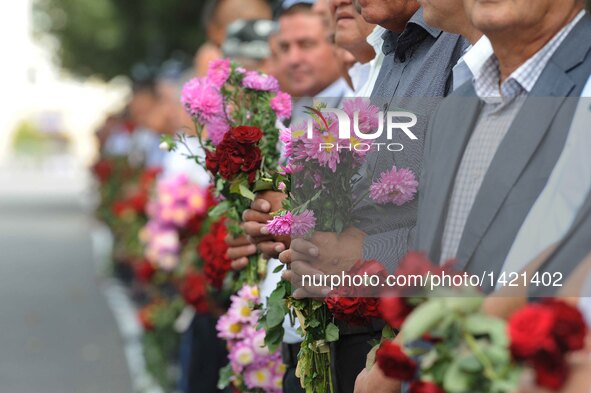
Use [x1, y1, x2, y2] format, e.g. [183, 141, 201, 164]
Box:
[0, 174, 133, 393]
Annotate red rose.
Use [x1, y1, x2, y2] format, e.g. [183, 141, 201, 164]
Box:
[241, 146, 262, 173]
[380, 295, 415, 329]
[134, 259, 156, 283]
[508, 304, 557, 359]
[205, 150, 219, 175]
[92, 159, 113, 183]
[180, 272, 209, 314]
[217, 138, 248, 179]
[532, 350, 569, 390]
[229, 126, 263, 143]
[376, 341, 417, 381]
[409, 381, 445, 393]
[542, 299, 586, 352]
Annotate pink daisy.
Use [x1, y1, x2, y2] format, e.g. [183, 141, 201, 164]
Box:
[291, 210, 316, 237]
[266, 212, 292, 236]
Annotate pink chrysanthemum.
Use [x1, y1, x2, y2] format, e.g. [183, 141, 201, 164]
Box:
[207, 58, 231, 87]
[206, 116, 230, 145]
[342, 97, 380, 134]
[237, 285, 260, 303]
[279, 127, 292, 158]
[229, 343, 255, 372]
[216, 313, 245, 340]
[370, 167, 418, 206]
[270, 91, 292, 120]
[266, 212, 292, 236]
[292, 210, 316, 237]
[181, 77, 224, 122]
[242, 71, 279, 92]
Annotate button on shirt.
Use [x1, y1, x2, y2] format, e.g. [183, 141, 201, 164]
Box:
[439, 11, 585, 263]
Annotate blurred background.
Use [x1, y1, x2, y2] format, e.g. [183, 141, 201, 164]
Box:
[0, 1, 276, 392]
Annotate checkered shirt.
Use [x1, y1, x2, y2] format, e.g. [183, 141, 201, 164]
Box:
[439, 11, 584, 263]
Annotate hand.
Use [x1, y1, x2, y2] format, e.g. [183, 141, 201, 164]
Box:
[242, 191, 289, 259]
[225, 235, 256, 271]
[354, 363, 401, 393]
[279, 226, 366, 298]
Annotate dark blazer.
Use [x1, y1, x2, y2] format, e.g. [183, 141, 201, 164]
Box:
[415, 14, 591, 293]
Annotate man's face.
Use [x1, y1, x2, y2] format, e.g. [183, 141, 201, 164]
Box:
[276, 13, 342, 97]
[418, 0, 466, 32]
[330, 0, 376, 52]
[357, 0, 413, 26]
[463, 0, 567, 34]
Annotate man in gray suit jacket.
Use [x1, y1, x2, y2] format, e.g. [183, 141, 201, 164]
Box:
[415, 0, 591, 294]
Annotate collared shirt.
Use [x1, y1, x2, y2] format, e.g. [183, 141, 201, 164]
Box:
[352, 8, 467, 269]
[347, 25, 387, 98]
[370, 8, 467, 100]
[499, 74, 591, 283]
[440, 11, 585, 263]
[452, 36, 493, 91]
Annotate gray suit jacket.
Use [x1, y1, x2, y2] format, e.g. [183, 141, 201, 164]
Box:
[528, 191, 591, 297]
[415, 14, 591, 293]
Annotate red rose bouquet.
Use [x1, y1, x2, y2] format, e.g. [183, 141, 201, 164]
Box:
[372, 253, 588, 392]
[164, 59, 289, 286]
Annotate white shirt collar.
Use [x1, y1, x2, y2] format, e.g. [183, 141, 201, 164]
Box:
[366, 25, 386, 53]
[474, 10, 585, 102]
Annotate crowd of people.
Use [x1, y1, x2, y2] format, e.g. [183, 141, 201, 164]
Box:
[92, 0, 591, 392]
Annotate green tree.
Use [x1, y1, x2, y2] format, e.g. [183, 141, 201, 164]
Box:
[34, 0, 208, 80]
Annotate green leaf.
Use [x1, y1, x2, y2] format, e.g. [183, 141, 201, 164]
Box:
[464, 314, 508, 347]
[443, 297, 484, 314]
[273, 264, 285, 274]
[266, 303, 287, 328]
[400, 299, 447, 344]
[458, 354, 483, 373]
[253, 178, 274, 192]
[443, 359, 472, 393]
[325, 323, 340, 342]
[217, 363, 234, 389]
[239, 183, 256, 200]
[365, 343, 380, 368]
[264, 325, 285, 353]
[209, 201, 231, 218]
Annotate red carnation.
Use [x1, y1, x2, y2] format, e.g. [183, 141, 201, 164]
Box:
[180, 272, 209, 314]
[508, 304, 556, 359]
[199, 219, 232, 290]
[229, 126, 263, 143]
[409, 381, 445, 393]
[542, 299, 586, 352]
[379, 295, 415, 329]
[376, 341, 417, 381]
[92, 159, 113, 183]
[532, 350, 569, 390]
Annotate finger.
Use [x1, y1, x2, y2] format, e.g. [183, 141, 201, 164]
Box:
[225, 234, 251, 247]
[251, 198, 271, 213]
[231, 257, 249, 271]
[226, 244, 257, 260]
[245, 234, 275, 244]
[242, 209, 271, 223]
[291, 238, 319, 258]
[257, 241, 286, 258]
[278, 249, 292, 265]
[243, 221, 270, 237]
[290, 260, 330, 297]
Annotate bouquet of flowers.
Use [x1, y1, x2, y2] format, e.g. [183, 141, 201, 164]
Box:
[216, 284, 285, 393]
[164, 59, 290, 286]
[261, 98, 419, 393]
[372, 253, 588, 393]
[140, 174, 210, 271]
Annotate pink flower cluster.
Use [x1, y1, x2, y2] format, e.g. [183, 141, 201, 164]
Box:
[370, 166, 418, 206]
[265, 210, 317, 238]
[140, 174, 209, 270]
[270, 91, 292, 120]
[216, 285, 284, 393]
[242, 71, 279, 92]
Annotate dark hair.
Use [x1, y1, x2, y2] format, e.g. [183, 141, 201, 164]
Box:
[279, 2, 314, 18]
